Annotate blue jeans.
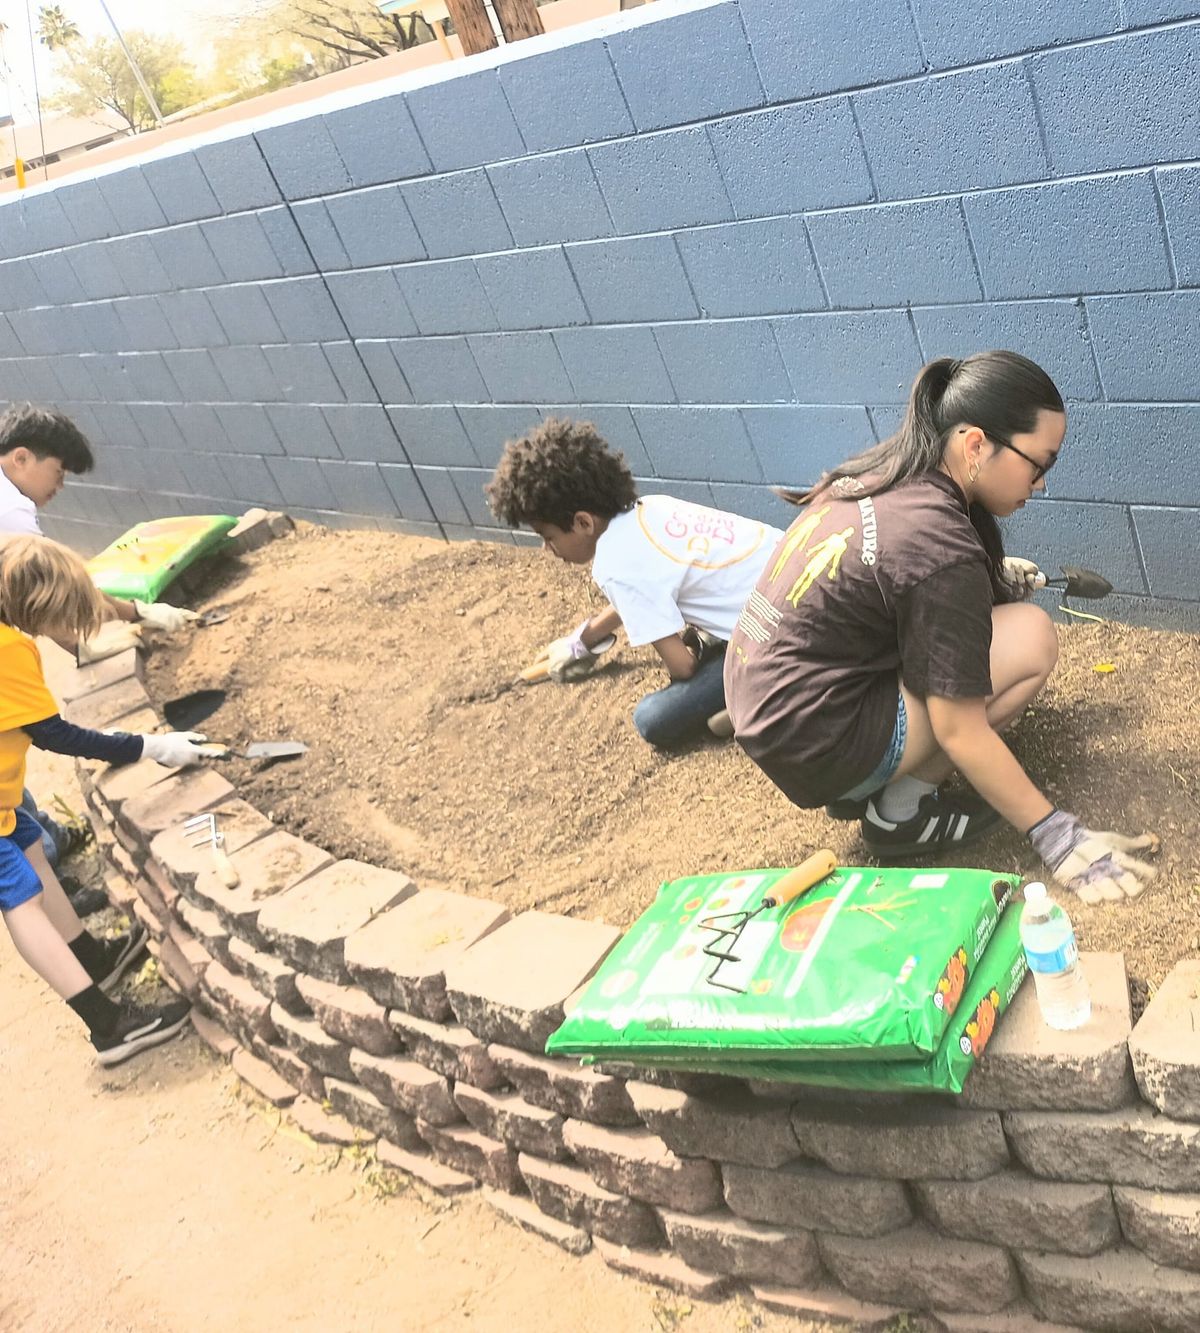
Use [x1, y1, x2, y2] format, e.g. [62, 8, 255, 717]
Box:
[19, 789, 66, 868]
[633, 648, 728, 748]
[839, 692, 908, 802]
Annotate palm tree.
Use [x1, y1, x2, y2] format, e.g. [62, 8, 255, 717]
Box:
[38, 5, 81, 51]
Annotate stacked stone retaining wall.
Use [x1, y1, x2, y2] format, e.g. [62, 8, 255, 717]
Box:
[66, 515, 1200, 1331]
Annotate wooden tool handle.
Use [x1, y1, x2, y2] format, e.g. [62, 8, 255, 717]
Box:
[212, 840, 240, 888]
[765, 849, 837, 907]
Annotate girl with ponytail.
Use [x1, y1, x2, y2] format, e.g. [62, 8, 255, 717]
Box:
[726, 351, 1158, 904]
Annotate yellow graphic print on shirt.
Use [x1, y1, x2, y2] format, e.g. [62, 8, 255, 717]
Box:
[785, 526, 855, 606]
[768, 506, 830, 582]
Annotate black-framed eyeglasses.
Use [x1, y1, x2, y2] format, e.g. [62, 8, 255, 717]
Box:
[988, 435, 1056, 484]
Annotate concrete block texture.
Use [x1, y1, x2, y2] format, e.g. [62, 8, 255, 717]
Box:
[1, 0, 1195, 615]
[1128, 959, 1200, 1120]
[1017, 1246, 1200, 1332]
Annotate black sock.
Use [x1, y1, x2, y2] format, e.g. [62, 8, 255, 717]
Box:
[68, 930, 109, 981]
[67, 983, 120, 1037]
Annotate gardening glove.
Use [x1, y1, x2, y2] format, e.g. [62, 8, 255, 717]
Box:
[542, 618, 617, 684]
[999, 557, 1046, 598]
[134, 600, 199, 632]
[76, 620, 142, 664]
[1028, 809, 1160, 905]
[139, 730, 210, 768]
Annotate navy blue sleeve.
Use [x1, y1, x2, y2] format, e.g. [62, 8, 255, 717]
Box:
[23, 715, 144, 764]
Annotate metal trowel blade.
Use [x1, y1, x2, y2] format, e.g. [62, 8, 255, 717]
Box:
[243, 741, 308, 760]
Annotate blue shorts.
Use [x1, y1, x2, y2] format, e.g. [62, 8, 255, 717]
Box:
[839, 692, 908, 802]
[0, 807, 46, 912]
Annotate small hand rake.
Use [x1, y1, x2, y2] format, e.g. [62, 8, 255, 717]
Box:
[183, 812, 240, 889]
[697, 848, 837, 993]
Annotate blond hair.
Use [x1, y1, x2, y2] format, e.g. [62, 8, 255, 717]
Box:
[0, 535, 107, 640]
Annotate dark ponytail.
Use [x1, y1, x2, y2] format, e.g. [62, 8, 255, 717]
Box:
[778, 350, 1064, 598]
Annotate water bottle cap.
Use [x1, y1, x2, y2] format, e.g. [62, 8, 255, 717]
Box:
[1023, 881, 1048, 903]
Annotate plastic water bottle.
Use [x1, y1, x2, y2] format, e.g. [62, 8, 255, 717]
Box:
[1019, 882, 1091, 1030]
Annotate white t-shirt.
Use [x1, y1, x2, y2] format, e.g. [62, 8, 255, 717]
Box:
[591, 495, 783, 647]
[0, 470, 42, 535]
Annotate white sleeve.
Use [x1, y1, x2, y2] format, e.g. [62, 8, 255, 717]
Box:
[602, 579, 687, 648]
[0, 502, 43, 536]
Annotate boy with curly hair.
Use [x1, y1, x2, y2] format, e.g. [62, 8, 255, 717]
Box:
[486, 418, 782, 747]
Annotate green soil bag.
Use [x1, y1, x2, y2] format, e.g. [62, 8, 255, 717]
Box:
[87, 515, 238, 602]
[612, 904, 1029, 1096]
[547, 865, 1018, 1064]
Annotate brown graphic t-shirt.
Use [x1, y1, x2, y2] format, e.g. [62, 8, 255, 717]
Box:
[724, 471, 996, 808]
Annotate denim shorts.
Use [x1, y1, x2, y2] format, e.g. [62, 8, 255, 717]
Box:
[839, 692, 908, 802]
[0, 806, 46, 912]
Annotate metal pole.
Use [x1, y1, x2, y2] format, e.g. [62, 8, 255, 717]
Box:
[96, 0, 165, 129]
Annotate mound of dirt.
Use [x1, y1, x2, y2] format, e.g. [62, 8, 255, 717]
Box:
[144, 524, 1197, 994]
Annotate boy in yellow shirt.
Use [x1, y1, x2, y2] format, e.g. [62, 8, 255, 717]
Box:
[1, 536, 209, 1066]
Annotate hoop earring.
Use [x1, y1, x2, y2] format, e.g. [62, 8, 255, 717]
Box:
[967, 461, 981, 483]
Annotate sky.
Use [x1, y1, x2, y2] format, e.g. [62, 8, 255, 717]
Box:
[0, 0, 240, 124]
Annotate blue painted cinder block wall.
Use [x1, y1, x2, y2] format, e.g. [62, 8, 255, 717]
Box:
[0, 0, 1197, 623]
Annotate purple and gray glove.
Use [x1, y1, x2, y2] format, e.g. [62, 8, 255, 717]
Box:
[1028, 809, 1159, 904]
[543, 618, 617, 683]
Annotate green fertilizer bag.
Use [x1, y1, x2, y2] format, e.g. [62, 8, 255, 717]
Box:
[613, 904, 1029, 1096]
[87, 515, 238, 601]
[547, 864, 1018, 1064]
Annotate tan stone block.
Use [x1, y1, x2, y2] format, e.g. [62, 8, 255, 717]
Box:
[344, 888, 509, 1020]
[914, 1170, 1118, 1256]
[348, 1049, 460, 1125]
[751, 1282, 899, 1325]
[660, 1208, 821, 1285]
[119, 769, 235, 846]
[961, 955, 1135, 1112]
[1114, 1186, 1200, 1273]
[415, 1121, 522, 1191]
[1005, 1105, 1200, 1189]
[562, 1119, 721, 1214]
[191, 831, 333, 944]
[443, 910, 620, 1053]
[518, 1153, 662, 1247]
[294, 973, 396, 1056]
[252, 1040, 325, 1102]
[203, 960, 276, 1046]
[454, 1084, 568, 1161]
[722, 1159, 911, 1238]
[489, 1043, 639, 1125]
[176, 897, 231, 967]
[482, 1187, 591, 1255]
[228, 937, 301, 1010]
[1018, 1246, 1200, 1332]
[389, 1010, 503, 1089]
[375, 1140, 475, 1195]
[256, 859, 415, 982]
[59, 648, 142, 703]
[819, 1223, 1020, 1314]
[62, 676, 152, 729]
[791, 1100, 1009, 1180]
[232, 1047, 296, 1107]
[592, 1237, 730, 1299]
[95, 756, 176, 813]
[629, 1081, 800, 1169]
[190, 1009, 237, 1059]
[270, 1003, 353, 1081]
[1129, 960, 1200, 1121]
[149, 799, 273, 895]
[324, 1078, 423, 1151]
[289, 1095, 375, 1147]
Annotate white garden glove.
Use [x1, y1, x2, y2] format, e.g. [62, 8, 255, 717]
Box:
[140, 730, 210, 767]
[133, 600, 200, 632]
[1028, 809, 1160, 904]
[77, 620, 142, 664]
[999, 557, 1046, 598]
[541, 619, 617, 684]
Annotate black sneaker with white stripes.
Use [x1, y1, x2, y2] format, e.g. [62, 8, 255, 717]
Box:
[96, 926, 150, 995]
[861, 791, 1003, 858]
[92, 996, 192, 1068]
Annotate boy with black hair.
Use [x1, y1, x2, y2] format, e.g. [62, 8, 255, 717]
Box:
[486, 417, 782, 748]
[0, 403, 198, 887]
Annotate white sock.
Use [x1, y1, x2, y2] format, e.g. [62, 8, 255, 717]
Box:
[875, 775, 937, 823]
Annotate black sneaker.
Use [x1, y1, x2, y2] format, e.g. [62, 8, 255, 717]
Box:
[96, 926, 150, 995]
[825, 795, 870, 821]
[92, 996, 192, 1068]
[67, 884, 109, 918]
[861, 791, 1003, 858]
